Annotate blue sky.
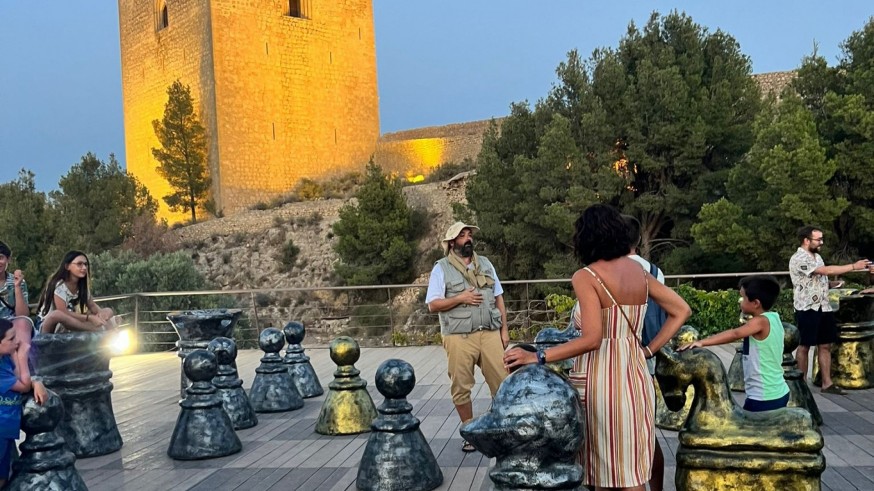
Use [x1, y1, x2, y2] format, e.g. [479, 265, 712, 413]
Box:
[1, 1, 871, 190]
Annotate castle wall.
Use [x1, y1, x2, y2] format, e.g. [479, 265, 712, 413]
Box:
[118, 0, 219, 222]
[208, 0, 379, 213]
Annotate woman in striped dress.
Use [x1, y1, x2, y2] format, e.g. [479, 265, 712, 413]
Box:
[504, 204, 690, 490]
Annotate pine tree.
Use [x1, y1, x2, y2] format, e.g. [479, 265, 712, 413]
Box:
[332, 162, 419, 287]
[152, 80, 210, 223]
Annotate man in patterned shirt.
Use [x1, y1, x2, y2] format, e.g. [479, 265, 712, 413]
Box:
[789, 226, 869, 394]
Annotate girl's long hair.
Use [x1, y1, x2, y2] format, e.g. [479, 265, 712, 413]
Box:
[37, 250, 91, 317]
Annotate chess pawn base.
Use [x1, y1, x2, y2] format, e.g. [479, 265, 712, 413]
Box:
[357, 430, 442, 491]
[217, 384, 259, 430]
[316, 389, 377, 435]
[289, 362, 324, 399]
[249, 372, 304, 413]
[167, 403, 242, 460]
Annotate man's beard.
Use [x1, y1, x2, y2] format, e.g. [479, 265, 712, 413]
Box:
[811, 245, 822, 254]
[454, 242, 474, 258]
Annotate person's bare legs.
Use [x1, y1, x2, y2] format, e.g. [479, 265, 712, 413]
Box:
[650, 439, 664, 491]
[39, 310, 100, 333]
[818, 344, 835, 389]
[795, 345, 811, 381]
[455, 402, 473, 423]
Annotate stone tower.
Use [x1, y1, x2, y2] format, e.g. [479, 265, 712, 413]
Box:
[117, 0, 380, 219]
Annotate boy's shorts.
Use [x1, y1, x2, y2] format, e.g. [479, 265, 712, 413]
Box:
[795, 309, 838, 346]
[0, 438, 15, 480]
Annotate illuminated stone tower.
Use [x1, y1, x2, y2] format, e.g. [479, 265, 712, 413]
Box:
[118, 1, 380, 219]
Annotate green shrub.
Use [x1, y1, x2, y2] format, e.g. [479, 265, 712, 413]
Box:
[422, 158, 476, 184]
[276, 239, 300, 271]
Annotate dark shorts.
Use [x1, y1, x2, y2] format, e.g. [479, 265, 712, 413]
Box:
[743, 392, 790, 412]
[795, 309, 838, 347]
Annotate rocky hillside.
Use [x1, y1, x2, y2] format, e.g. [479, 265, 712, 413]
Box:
[169, 177, 469, 343]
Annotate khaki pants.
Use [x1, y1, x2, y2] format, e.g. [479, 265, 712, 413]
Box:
[443, 329, 507, 405]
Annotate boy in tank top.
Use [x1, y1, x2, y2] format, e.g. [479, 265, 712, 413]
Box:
[679, 275, 790, 411]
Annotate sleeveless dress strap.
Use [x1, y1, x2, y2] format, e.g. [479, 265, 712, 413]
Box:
[583, 267, 618, 306]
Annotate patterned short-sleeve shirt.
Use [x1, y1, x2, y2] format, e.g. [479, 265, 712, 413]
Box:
[789, 247, 830, 311]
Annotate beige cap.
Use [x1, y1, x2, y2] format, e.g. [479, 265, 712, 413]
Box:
[441, 221, 479, 255]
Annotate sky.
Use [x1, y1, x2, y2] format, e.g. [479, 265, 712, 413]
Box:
[1, 1, 872, 191]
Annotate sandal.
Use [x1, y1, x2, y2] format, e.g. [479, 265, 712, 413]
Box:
[821, 385, 847, 395]
[461, 439, 476, 453]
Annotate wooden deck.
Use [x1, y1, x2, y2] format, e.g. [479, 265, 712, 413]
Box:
[69, 344, 874, 491]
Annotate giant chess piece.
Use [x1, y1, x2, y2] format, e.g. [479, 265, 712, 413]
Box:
[356, 359, 442, 491]
[5, 390, 88, 491]
[316, 336, 378, 435]
[167, 349, 242, 460]
[461, 363, 585, 491]
[208, 337, 258, 430]
[249, 328, 304, 413]
[783, 322, 823, 426]
[32, 332, 123, 458]
[655, 325, 697, 431]
[168, 309, 243, 398]
[283, 321, 324, 398]
[656, 347, 825, 490]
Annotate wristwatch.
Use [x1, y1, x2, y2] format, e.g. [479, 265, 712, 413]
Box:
[536, 349, 547, 365]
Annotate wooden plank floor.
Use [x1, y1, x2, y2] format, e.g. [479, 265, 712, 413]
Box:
[68, 344, 874, 490]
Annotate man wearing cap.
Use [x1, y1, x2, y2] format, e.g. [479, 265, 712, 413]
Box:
[426, 222, 508, 452]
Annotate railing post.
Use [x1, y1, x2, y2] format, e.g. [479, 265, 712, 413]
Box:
[133, 295, 140, 353]
[387, 287, 394, 345]
[525, 282, 531, 330]
[250, 292, 261, 335]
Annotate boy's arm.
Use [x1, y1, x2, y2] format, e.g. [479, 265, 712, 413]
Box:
[679, 317, 767, 350]
[10, 359, 32, 393]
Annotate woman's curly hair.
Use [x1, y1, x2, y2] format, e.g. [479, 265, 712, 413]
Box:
[573, 204, 633, 264]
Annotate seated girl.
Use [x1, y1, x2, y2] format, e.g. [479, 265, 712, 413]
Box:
[36, 251, 118, 334]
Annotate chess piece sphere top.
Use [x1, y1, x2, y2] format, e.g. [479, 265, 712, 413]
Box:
[183, 349, 218, 382]
[259, 328, 284, 353]
[673, 325, 700, 348]
[375, 359, 415, 399]
[208, 337, 237, 365]
[283, 321, 305, 345]
[783, 322, 800, 353]
[21, 389, 64, 433]
[329, 336, 360, 365]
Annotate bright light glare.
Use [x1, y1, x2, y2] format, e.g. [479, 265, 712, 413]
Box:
[109, 328, 135, 356]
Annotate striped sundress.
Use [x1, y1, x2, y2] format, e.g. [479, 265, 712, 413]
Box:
[568, 267, 655, 488]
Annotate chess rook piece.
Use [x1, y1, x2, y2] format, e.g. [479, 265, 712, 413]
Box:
[315, 336, 378, 435]
[461, 364, 585, 491]
[655, 325, 697, 431]
[5, 390, 88, 491]
[168, 309, 243, 398]
[282, 321, 324, 398]
[167, 349, 242, 460]
[249, 328, 304, 413]
[356, 359, 442, 491]
[208, 337, 258, 430]
[782, 323, 823, 426]
[32, 332, 123, 458]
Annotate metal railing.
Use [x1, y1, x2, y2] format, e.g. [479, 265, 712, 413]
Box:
[93, 271, 791, 353]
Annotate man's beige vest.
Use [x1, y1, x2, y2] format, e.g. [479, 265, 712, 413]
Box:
[435, 256, 501, 336]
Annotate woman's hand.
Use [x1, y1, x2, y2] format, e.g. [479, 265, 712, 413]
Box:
[33, 381, 48, 405]
[503, 347, 537, 371]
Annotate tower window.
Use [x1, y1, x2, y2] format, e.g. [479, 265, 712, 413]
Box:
[288, 0, 310, 19]
[156, 1, 169, 31]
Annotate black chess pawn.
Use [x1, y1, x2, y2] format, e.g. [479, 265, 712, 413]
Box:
[5, 390, 88, 491]
[167, 349, 242, 460]
[727, 345, 746, 392]
[315, 336, 377, 435]
[282, 321, 324, 398]
[208, 337, 258, 430]
[356, 359, 442, 491]
[249, 328, 304, 413]
[782, 322, 823, 426]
